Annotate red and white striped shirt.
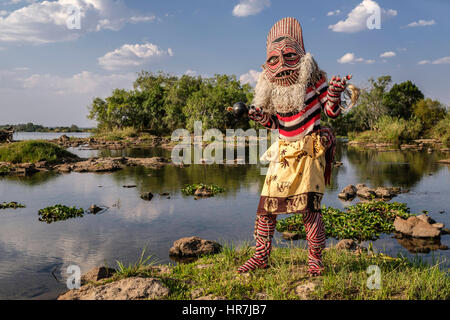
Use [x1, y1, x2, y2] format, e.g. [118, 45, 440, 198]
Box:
[257, 76, 340, 141]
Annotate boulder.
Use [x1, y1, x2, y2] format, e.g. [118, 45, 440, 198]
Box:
[169, 236, 222, 258]
[356, 187, 376, 200]
[58, 277, 169, 300]
[88, 204, 102, 214]
[374, 187, 393, 199]
[295, 281, 318, 300]
[194, 187, 213, 198]
[81, 266, 116, 285]
[335, 239, 366, 253]
[140, 192, 153, 201]
[338, 185, 357, 200]
[393, 216, 441, 238]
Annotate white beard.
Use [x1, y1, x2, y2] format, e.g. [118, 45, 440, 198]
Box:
[253, 53, 325, 114]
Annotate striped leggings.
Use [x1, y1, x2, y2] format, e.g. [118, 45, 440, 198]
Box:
[237, 211, 326, 275]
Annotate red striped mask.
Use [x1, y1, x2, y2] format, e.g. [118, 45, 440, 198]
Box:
[264, 17, 305, 87]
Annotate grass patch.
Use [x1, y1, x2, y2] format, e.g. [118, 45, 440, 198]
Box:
[115, 248, 160, 278]
[350, 116, 422, 145]
[38, 204, 84, 223]
[0, 140, 78, 164]
[0, 201, 25, 209]
[277, 201, 413, 241]
[111, 244, 449, 300]
[181, 183, 225, 196]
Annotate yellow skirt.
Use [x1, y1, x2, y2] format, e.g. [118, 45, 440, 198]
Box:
[257, 133, 326, 215]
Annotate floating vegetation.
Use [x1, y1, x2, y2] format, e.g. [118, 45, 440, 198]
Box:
[38, 204, 85, 223]
[276, 201, 413, 241]
[181, 183, 225, 196]
[0, 165, 11, 176]
[0, 201, 25, 209]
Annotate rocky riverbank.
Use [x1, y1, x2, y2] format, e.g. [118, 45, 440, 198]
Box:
[0, 156, 171, 176]
[347, 138, 450, 152]
[50, 134, 175, 150]
[57, 237, 449, 300]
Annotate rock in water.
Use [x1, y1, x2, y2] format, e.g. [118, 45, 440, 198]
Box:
[393, 216, 442, 238]
[338, 185, 357, 200]
[58, 277, 170, 300]
[88, 204, 102, 214]
[140, 192, 153, 201]
[169, 236, 222, 258]
[194, 187, 213, 198]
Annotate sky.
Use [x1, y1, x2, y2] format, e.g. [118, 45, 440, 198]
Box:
[0, 0, 449, 127]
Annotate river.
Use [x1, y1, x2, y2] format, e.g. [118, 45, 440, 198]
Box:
[0, 132, 449, 299]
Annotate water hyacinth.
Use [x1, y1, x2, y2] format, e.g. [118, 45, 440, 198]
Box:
[181, 183, 225, 196]
[38, 204, 84, 223]
[0, 201, 26, 209]
[276, 201, 413, 241]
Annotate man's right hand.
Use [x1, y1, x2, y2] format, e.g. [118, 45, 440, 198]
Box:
[248, 105, 264, 121]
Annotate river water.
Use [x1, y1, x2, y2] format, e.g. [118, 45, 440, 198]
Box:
[0, 132, 449, 299]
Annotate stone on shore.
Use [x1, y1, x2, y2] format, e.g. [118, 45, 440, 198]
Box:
[169, 236, 222, 258]
[335, 239, 367, 254]
[58, 277, 170, 300]
[81, 266, 116, 284]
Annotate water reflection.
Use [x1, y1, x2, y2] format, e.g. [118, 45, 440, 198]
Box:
[0, 140, 448, 299]
[346, 145, 449, 187]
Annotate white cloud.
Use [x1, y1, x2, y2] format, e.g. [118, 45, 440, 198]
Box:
[380, 51, 396, 58]
[338, 52, 375, 64]
[232, 0, 270, 17]
[0, 0, 156, 44]
[239, 69, 261, 86]
[329, 0, 397, 33]
[418, 56, 450, 65]
[19, 70, 135, 95]
[98, 43, 174, 71]
[406, 19, 435, 28]
[0, 10, 8, 16]
[327, 10, 340, 16]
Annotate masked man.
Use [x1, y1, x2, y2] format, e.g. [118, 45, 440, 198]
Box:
[237, 17, 350, 276]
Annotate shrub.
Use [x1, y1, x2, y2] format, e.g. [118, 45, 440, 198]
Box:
[0, 140, 78, 164]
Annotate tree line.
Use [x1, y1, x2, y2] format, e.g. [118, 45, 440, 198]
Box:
[88, 71, 254, 134]
[88, 72, 448, 143]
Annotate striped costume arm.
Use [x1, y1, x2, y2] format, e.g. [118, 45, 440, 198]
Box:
[249, 106, 279, 129]
[318, 77, 342, 119]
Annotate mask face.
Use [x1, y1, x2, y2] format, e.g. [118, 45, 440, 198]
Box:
[265, 36, 304, 86]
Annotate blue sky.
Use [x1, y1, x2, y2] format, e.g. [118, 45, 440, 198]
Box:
[0, 0, 449, 127]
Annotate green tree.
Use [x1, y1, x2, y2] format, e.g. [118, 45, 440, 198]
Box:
[384, 80, 424, 119]
[412, 98, 447, 131]
[347, 75, 392, 130]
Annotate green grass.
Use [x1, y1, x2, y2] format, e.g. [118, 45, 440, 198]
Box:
[115, 248, 160, 278]
[110, 244, 449, 300]
[0, 140, 78, 164]
[277, 201, 413, 241]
